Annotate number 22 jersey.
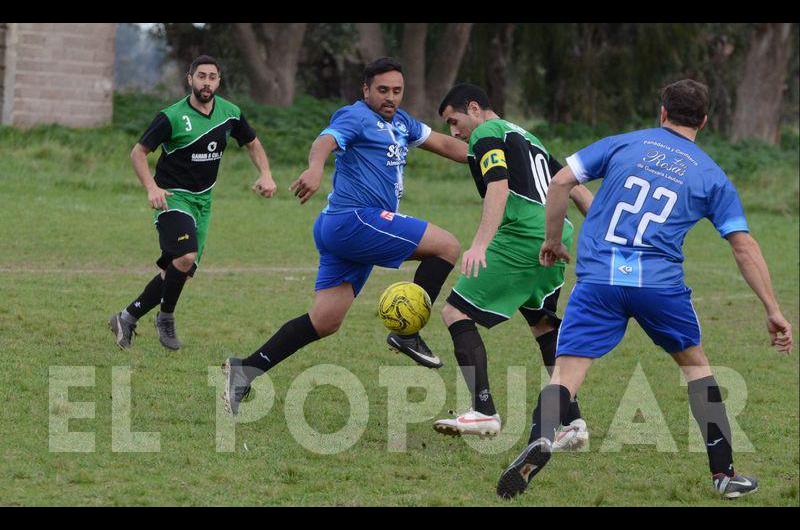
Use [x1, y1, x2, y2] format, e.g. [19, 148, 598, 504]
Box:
[565, 127, 749, 288]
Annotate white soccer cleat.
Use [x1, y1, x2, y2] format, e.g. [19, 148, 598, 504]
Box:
[433, 409, 501, 438]
[552, 418, 589, 451]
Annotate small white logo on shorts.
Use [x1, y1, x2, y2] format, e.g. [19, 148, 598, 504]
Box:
[618, 265, 633, 275]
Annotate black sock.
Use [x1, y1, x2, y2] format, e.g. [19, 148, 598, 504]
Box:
[528, 384, 572, 444]
[535, 329, 581, 425]
[160, 263, 190, 314]
[125, 273, 164, 320]
[688, 376, 734, 476]
[449, 319, 496, 416]
[413, 256, 454, 304]
[242, 313, 321, 373]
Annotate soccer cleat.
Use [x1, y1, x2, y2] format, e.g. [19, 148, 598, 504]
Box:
[155, 312, 182, 350]
[713, 472, 758, 499]
[221, 357, 257, 416]
[433, 409, 501, 438]
[552, 418, 589, 451]
[497, 437, 553, 499]
[108, 312, 137, 349]
[387, 332, 443, 368]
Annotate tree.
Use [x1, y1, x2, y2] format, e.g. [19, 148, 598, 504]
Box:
[231, 23, 308, 107]
[486, 23, 516, 117]
[731, 23, 794, 144]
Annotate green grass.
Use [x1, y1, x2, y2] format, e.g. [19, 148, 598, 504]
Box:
[0, 93, 797, 506]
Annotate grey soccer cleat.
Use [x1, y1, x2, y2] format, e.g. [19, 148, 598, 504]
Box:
[108, 312, 137, 349]
[155, 312, 182, 350]
[221, 357, 260, 416]
[713, 472, 758, 499]
[497, 437, 553, 500]
[387, 332, 443, 368]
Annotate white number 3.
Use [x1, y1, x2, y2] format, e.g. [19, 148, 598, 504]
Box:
[182, 115, 192, 132]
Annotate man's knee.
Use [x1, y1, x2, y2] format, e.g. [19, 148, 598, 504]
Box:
[441, 302, 468, 327]
[440, 232, 461, 264]
[531, 318, 556, 338]
[310, 315, 343, 338]
[172, 252, 197, 273]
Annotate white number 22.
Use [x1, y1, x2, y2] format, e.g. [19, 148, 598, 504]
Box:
[605, 175, 677, 247]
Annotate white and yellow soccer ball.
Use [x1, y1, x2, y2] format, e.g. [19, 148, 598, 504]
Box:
[377, 281, 432, 336]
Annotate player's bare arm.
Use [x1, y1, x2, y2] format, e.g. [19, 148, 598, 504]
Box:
[290, 134, 338, 204]
[540, 166, 579, 266]
[130, 142, 172, 210]
[569, 184, 594, 216]
[726, 231, 793, 353]
[419, 130, 468, 163]
[246, 137, 277, 198]
[462, 179, 509, 278]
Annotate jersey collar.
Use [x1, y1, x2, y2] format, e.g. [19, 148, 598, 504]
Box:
[661, 126, 695, 143]
[187, 95, 216, 119]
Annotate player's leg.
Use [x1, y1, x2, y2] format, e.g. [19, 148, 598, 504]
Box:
[633, 285, 757, 498]
[151, 207, 202, 351]
[222, 213, 370, 415]
[498, 283, 629, 499]
[431, 303, 500, 437]
[520, 290, 586, 451]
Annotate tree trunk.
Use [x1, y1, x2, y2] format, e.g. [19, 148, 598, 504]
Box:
[400, 23, 428, 117]
[731, 23, 793, 144]
[354, 23, 386, 63]
[486, 23, 515, 117]
[424, 23, 474, 120]
[232, 22, 307, 106]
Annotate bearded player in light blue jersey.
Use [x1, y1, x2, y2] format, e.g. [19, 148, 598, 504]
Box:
[222, 58, 469, 415]
[498, 79, 793, 500]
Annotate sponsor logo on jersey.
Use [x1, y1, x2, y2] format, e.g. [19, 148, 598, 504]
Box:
[386, 143, 408, 167]
[191, 152, 222, 162]
[480, 149, 507, 175]
[380, 210, 395, 221]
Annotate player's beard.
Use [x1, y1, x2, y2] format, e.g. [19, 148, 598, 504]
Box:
[193, 86, 215, 103]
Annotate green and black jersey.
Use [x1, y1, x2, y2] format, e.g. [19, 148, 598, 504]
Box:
[467, 119, 563, 203]
[139, 95, 256, 193]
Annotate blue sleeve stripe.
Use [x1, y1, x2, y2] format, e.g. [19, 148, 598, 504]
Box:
[718, 217, 749, 238]
[320, 128, 347, 151]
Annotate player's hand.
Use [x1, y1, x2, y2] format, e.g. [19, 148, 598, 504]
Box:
[252, 174, 277, 198]
[766, 311, 793, 354]
[539, 239, 571, 267]
[461, 245, 487, 278]
[290, 167, 323, 204]
[147, 186, 172, 210]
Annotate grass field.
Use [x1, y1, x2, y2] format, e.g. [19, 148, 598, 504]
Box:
[0, 93, 797, 506]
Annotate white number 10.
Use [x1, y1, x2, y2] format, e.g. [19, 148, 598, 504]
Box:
[605, 175, 677, 247]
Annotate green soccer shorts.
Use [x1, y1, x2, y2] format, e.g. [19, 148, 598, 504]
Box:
[446, 221, 573, 328]
[152, 189, 212, 276]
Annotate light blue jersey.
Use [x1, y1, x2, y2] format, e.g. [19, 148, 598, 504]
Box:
[319, 100, 431, 214]
[566, 127, 748, 288]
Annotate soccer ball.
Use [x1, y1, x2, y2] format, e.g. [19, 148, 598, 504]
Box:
[377, 281, 432, 336]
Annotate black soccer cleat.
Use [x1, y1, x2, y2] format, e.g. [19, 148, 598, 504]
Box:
[221, 357, 259, 416]
[497, 437, 553, 499]
[713, 472, 758, 499]
[387, 332, 443, 369]
[108, 312, 137, 349]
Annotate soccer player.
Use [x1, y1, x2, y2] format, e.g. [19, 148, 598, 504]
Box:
[108, 55, 277, 351]
[222, 58, 469, 414]
[497, 79, 793, 500]
[432, 84, 594, 446]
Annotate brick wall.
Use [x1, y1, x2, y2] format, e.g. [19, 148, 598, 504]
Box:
[2, 23, 116, 127]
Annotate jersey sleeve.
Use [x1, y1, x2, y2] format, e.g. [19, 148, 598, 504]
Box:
[472, 136, 509, 185]
[404, 114, 432, 148]
[707, 178, 749, 238]
[565, 135, 616, 183]
[319, 106, 363, 151]
[138, 112, 172, 152]
[231, 112, 257, 146]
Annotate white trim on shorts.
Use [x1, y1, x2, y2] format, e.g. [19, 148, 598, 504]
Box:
[353, 210, 419, 247]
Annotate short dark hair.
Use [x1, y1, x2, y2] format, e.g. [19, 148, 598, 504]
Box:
[189, 55, 221, 76]
[363, 57, 403, 86]
[661, 79, 708, 128]
[438, 83, 491, 116]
